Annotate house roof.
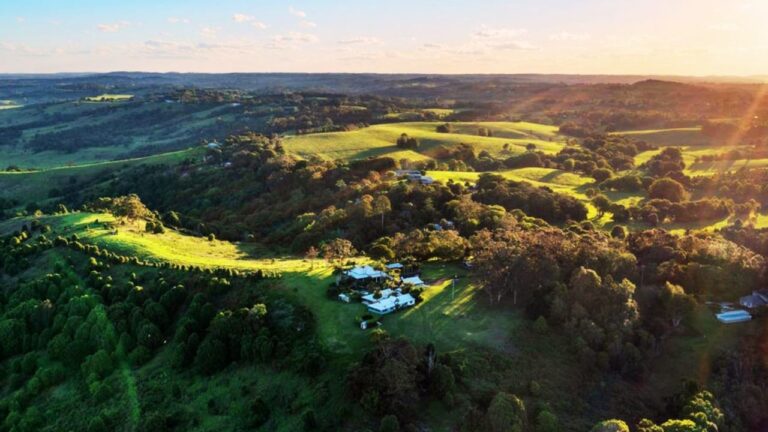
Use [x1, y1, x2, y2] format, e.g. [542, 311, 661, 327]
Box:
[367, 293, 416, 313]
[402, 276, 425, 286]
[362, 288, 394, 304]
[740, 292, 768, 308]
[345, 265, 388, 280]
[386, 263, 404, 269]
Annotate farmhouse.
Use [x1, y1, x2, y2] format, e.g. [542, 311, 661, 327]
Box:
[739, 290, 768, 309]
[367, 293, 416, 315]
[362, 289, 394, 304]
[344, 265, 388, 281]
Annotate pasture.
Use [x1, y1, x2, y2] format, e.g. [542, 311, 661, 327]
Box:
[283, 121, 565, 161]
[0, 148, 198, 203]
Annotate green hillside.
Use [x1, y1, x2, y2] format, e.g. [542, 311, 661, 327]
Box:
[283, 122, 565, 161]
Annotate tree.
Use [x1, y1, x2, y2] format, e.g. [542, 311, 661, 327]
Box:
[660, 282, 695, 328]
[590, 420, 630, 432]
[373, 195, 392, 232]
[486, 392, 526, 432]
[321, 238, 357, 264]
[648, 178, 687, 203]
[592, 194, 612, 217]
[379, 415, 400, 432]
[592, 167, 614, 183]
[526, 143, 537, 152]
[305, 246, 319, 269]
[536, 411, 559, 432]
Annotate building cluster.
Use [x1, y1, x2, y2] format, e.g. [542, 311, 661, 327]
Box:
[337, 264, 426, 316]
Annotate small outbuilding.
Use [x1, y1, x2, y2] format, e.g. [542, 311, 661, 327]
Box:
[402, 276, 425, 287]
[338, 293, 350, 303]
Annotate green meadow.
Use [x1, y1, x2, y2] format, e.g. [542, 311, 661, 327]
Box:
[0, 148, 198, 203]
[283, 121, 565, 161]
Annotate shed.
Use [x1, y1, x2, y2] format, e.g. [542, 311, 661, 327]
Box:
[402, 276, 425, 286]
[338, 293, 350, 303]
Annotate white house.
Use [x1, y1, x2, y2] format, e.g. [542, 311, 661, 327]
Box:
[740, 291, 768, 309]
[362, 288, 393, 304]
[344, 265, 388, 281]
[367, 293, 416, 315]
[338, 293, 350, 303]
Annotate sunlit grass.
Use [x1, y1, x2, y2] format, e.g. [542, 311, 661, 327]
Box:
[283, 121, 565, 161]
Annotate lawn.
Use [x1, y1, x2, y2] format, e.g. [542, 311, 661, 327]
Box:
[0, 148, 199, 203]
[283, 121, 565, 161]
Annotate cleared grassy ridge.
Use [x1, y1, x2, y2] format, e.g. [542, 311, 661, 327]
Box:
[283, 121, 565, 161]
[619, 127, 768, 175]
[0, 148, 198, 203]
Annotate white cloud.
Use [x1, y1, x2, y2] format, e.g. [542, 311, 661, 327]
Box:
[233, 13, 253, 23]
[200, 26, 218, 38]
[167, 17, 190, 24]
[549, 32, 591, 42]
[473, 26, 527, 40]
[338, 37, 382, 45]
[232, 13, 267, 29]
[97, 21, 130, 33]
[300, 20, 317, 28]
[268, 32, 318, 49]
[288, 6, 307, 18]
[16, 17, 26, 23]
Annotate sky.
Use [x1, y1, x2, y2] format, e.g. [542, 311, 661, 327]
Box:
[2, 0, 768, 76]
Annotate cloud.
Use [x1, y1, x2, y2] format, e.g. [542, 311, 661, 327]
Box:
[97, 21, 130, 33]
[300, 20, 317, 28]
[338, 37, 381, 45]
[473, 26, 527, 40]
[232, 13, 253, 23]
[268, 32, 318, 49]
[16, 17, 26, 23]
[549, 32, 591, 42]
[288, 6, 307, 18]
[200, 26, 218, 38]
[167, 17, 190, 24]
[232, 13, 267, 29]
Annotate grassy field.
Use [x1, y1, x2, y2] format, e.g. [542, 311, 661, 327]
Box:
[0, 148, 198, 204]
[283, 121, 565, 161]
